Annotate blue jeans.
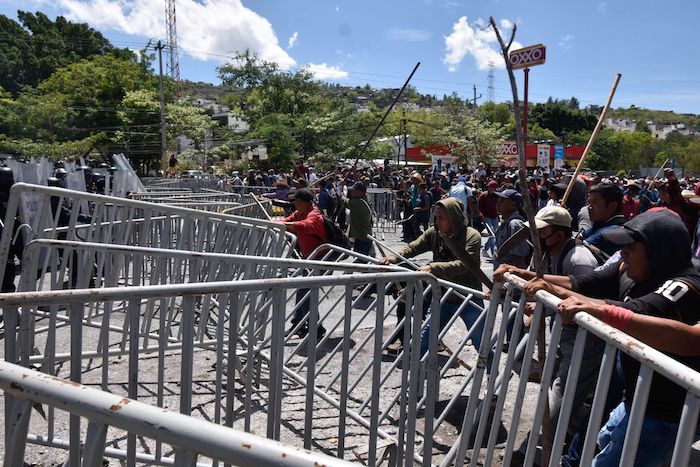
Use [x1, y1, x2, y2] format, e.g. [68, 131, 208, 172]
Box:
[592, 402, 678, 466]
[420, 298, 493, 369]
[483, 217, 498, 255]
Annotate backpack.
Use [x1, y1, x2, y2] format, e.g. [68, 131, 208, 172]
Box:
[555, 238, 609, 275]
[322, 215, 352, 249]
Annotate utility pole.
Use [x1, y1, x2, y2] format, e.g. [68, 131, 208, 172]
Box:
[487, 62, 495, 102]
[471, 85, 482, 108]
[202, 128, 208, 171]
[402, 110, 408, 167]
[156, 41, 168, 172]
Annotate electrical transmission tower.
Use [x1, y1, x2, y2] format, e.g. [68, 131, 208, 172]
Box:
[487, 62, 495, 102]
[165, 0, 181, 88]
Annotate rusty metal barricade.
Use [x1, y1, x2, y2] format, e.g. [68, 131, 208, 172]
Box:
[444, 273, 700, 467]
[305, 243, 517, 466]
[0, 183, 294, 281]
[1, 268, 438, 466]
[4, 235, 511, 466]
[0, 360, 358, 467]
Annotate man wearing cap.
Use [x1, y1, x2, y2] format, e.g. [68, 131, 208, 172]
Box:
[547, 182, 567, 207]
[280, 188, 328, 339]
[478, 180, 499, 258]
[520, 208, 700, 466]
[494, 206, 601, 431]
[494, 189, 531, 269]
[347, 181, 374, 257]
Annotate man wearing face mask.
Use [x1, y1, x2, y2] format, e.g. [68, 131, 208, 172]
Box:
[512, 208, 700, 466]
[494, 206, 601, 432]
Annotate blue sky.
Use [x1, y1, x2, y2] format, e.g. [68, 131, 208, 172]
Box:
[2, 0, 699, 114]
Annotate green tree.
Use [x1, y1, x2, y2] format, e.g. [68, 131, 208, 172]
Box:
[434, 97, 505, 168]
[529, 99, 597, 136]
[0, 12, 137, 94]
[38, 54, 158, 133]
[114, 89, 215, 172]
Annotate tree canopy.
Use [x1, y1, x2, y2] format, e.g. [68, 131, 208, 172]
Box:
[0, 11, 137, 94]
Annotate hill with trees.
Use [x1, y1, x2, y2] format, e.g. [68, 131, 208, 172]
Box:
[1, 10, 698, 174]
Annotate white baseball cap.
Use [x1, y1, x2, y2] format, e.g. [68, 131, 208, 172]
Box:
[524, 206, 572, 230]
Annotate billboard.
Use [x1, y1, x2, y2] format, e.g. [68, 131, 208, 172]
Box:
[509, 44, 547, 70]
[554, 145, 565, 169]
[537, 144, 550, 169]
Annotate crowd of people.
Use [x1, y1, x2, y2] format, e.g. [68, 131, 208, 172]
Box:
[4, 154, 698, 464]
[271, 157, 700, 466]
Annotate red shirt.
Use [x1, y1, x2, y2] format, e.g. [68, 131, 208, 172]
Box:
[622, 194, 640, 220]
[283, 207, 328, 258]
[477, 191, 498, 219]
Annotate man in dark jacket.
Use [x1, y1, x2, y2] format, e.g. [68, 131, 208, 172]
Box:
[347, 181, 374, 257]
[581, 183, 626, 257]
[380, 197, 487, 357]
[523, 208, 700, 466]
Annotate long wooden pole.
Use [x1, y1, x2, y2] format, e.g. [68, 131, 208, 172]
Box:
[646, 158, 669, 190]
[490, 18, 553, 464]
[352, 62, 420, 169]
[561, 74, 622, 206]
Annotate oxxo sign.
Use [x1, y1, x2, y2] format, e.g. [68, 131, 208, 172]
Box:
[510, 44, 546, 70]
[500, 142, 518, 156]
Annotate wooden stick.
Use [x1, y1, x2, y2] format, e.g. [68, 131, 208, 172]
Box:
[351, 62, 420, 170]
[646, 158, 669, 190]
[561, 74, 622, 206]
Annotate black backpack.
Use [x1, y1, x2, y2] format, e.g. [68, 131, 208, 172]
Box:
[322, 215, 352, 249]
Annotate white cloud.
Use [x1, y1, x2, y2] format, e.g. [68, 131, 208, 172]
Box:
[306, 63, 348, 80]
[57, 0, 296, 67]
[499, 19, 514, 30]
[443, 16, 522, 72]
[597, 1, 607, 13]
[287, 32, 298, 50]
[385, 26, 431, 42]
[559, 34, 575, 49]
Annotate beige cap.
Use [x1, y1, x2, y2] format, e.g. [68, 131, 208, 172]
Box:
[524, 206, 572, 230]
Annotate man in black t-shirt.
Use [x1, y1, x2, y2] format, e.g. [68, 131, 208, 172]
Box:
[521, 208, 700, 466]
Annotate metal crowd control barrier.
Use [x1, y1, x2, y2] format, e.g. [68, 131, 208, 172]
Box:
[444, 272, 700, 467]
[0, 183, 294, 280]
[5, 236, 510, 466]
[366, 188, 400, 235]
[305, 244, 515, 466]
[0, 360, 358, 467]
[1, 270, 441, 466]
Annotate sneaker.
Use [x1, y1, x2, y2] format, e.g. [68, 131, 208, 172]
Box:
[481, 250, 491, 258]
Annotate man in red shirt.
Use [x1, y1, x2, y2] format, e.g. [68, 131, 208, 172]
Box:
[281, 188, 328, 338]
[622, 180, 641, 220]
[477, 180, 499, 257]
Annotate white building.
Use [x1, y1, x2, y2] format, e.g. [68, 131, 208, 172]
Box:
[212, 112, 250, 133]
[604, 118, 637, 132]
